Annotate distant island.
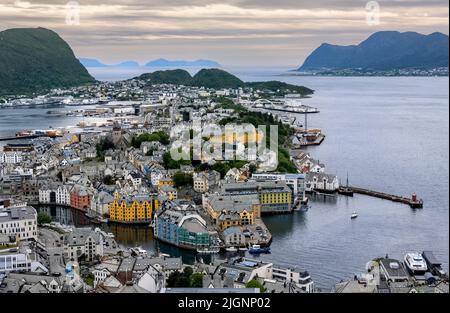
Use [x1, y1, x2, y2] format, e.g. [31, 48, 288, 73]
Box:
[0, 27, 95, 96]
[134, 68, 314, 96]
[296, 31, 449, 76]
[79, 58, 222, 69]
[145, 58, 221, 68]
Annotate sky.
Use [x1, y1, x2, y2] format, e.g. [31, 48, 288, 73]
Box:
[0, 0, 448, 67]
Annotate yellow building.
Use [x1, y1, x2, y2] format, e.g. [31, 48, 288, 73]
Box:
[109, 192, 159, 224]
[221, 181, 292, 214]
[158, 185, 177, 201]
[158, 176, 175, 187]
[203, 193, 261, 230]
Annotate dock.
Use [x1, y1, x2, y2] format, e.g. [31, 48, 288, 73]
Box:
[339, 186, 423, 208]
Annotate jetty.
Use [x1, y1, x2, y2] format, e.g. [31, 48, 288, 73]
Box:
[338, 186, 423, 208]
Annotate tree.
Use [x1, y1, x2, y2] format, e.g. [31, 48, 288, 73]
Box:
[246, 279, 265, 292]
[190, 273, 203, 288]
[37, 212, 52, 225]
[84, 273, 95, 287]
[249, 164, 257, 174]
[173, 172, 193, 187]
[103, 175, 115, 185]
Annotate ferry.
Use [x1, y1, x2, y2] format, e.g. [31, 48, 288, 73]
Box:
[404, 252, 428, 275]
[248, 244, 271, 254]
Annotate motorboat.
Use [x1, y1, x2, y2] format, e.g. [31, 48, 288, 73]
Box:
[238, 247, 248, 251]
[248, 244, 271, 254]
[351, 212, 358, 219]
[130, 247, 148, 257]
[225, 247, 238, 252]
[197, 247, 220, 254]
[404, 252, 428, 275]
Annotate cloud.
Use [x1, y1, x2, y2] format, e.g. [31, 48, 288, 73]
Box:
[0, 0, 448, 66]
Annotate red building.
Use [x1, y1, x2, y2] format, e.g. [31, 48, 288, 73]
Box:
[70, 186, 91, 211]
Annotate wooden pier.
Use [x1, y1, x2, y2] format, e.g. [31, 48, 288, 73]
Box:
[339, 186, 423, 208]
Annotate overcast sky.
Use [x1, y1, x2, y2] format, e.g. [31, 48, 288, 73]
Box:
[1, 0, 448, 67]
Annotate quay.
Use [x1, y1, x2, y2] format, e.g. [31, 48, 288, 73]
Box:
[339, 186, 424, 208]
[0, 135, 42, 142]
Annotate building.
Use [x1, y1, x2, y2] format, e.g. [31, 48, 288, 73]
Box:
[154, 202, 211, 250]
[39, 184, 71, 206]
[305, 172, 339, 193]
[0, 206, 37, 241]
[203, 193, 261, 230]
[63, 228, 104, 262]
[109, 192, 159, 224]
[0, 245, 48, 274]
[193, 171, 220, 193]
[70, 185, 92, 211]
[221, 181, 293, 214]
[222, 226, 246, 246]
[159, 185, 177, 201]
[251, 173, 306, 198]
[90, 191, 114, 217]
[0, 152, 22, 164]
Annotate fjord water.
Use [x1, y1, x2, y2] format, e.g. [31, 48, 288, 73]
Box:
[236, 74, 449, 290]
[3, 70, 448, 290]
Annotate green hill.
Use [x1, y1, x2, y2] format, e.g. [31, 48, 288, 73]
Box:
[138, 69, 192, 85]
[191, 68, 244, 89]
[135, 68, 313, 96]
[0, 27, 95, 96]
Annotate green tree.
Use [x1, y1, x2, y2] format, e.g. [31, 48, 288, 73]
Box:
[84, 273, 95, 287]
[190, 273, 203, 288]
[37, 212, 52, 225]
[246, 279, 265, 292]
[173, 172, 193, 187]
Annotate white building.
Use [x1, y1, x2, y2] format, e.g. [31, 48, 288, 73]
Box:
[0, 206, 38, 241]
[0, 249, 48, 274]
[39, 184, 71, 205]
[0, 152, 22, 164]
[305, 172, 340, 193]
[251, 173, 306, 197]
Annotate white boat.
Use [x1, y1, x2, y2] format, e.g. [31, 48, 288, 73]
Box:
[404, 252, 428, 275]
[225, 247, 238, 252]
[238, 247, 248, 251]
[130, 247, 148, 257]
[197, 247, 220, 254]
[351, 212, 358, 219]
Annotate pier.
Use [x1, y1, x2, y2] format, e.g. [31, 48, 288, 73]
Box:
[0, 135, 42, 142]
[339, 186, 423, 208]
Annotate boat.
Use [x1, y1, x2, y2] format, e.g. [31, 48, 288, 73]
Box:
[248, 244, 271, 254]
[130, 247, 148, 257]
[225, 247, 238, 252]
[238, 247, 248, 251]
[422, 251, 447, 278]
[197, 247, 220, 254]
[351, 212, 358, 219]
[404, 252, 428, 275]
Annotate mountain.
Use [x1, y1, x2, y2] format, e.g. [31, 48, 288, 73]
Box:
[298, 31, 449, 72]
[0, 27, 95, 95]
[145, 58, 221, 68]
[79, 58, 108, 67]
[114, 61, 140, 68]
[79, 58, 140, 67]
[134, 68, 314, 95]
